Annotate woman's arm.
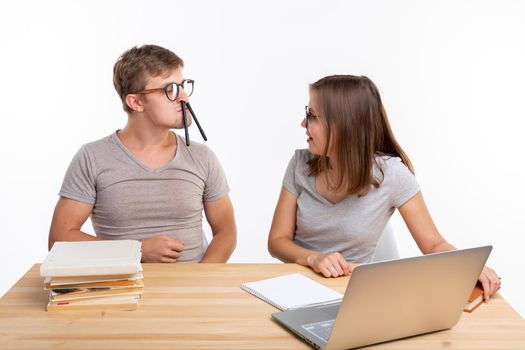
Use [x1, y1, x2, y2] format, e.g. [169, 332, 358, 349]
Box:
[399, 192, 500, 300]
[398, 192, 455, 254]
[268, 187, 352, 277]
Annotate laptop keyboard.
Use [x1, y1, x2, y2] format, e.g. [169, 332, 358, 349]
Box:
[302, 319, 335, 343]
[319, 304, 340, 318]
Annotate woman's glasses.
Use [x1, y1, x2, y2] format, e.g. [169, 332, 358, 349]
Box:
[304, 105, 319, 128]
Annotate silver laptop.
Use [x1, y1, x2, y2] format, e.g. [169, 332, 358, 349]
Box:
[272, 246, 492, 350]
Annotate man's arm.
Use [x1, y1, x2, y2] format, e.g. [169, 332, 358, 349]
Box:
[48, 197, 99, 250]
[49, 197, 185, 262]
[200, 195, 237, 263]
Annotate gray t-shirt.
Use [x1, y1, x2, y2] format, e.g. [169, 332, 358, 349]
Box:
[59, 132, 229, 262]
[283, 149, 420, 263]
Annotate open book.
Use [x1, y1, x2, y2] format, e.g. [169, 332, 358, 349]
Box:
[463, 281, 502, 313]
[464, 283, 484, 313]
[241, 273, 343, 310]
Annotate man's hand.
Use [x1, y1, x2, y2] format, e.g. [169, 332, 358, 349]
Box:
[141, 235, 184, 263]
[307, 252, 354, 278]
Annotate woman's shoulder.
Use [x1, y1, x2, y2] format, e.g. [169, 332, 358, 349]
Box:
[375, 154, 413, 177]
[292, 148, 315, 162]
[375, 154, 420, 205]
[287, 149, 316, 173]
[376, 154, 403, 166]
[374, 154, 416, 186]
[282, 149, 315, 195]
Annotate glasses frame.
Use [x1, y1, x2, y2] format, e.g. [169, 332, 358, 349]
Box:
[304, 105, 319, 128]
[135, 79, 195, 101]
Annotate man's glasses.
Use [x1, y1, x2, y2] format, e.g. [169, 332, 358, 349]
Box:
[135, 79, 194, 101]
[304, 105, 319, 128]
[134, 79, 206, 146]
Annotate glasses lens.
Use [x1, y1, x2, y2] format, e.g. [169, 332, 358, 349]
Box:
[183, 80, 194, 97]
[304, 106, 316, 128]
[165, 83, 178, 101]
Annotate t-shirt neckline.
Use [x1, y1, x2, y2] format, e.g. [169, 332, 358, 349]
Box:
[111, 130, 179, 174]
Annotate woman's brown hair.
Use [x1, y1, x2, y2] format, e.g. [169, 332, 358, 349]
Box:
[307, 75, 413, 196]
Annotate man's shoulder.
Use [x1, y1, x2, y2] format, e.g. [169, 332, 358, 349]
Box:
[177, 134, 217, 161]
[174, 134, 226, 181]
[81, 132, 117, 154]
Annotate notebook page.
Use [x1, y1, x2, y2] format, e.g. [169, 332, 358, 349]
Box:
[241, 273, 343, 310]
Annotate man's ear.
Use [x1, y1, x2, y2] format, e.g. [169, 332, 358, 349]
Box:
[125, 94, 145, 112]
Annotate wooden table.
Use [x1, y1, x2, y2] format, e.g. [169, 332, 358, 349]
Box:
[1, 263, 524, 349]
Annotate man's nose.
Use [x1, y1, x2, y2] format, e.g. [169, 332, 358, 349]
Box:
[177, 89, 189, 102]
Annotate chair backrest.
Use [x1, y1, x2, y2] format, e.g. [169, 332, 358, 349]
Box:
[372, 223, 399, 262]
[202, 232, 209, 250]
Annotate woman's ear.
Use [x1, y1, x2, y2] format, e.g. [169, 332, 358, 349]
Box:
[125, 94, 144, 112]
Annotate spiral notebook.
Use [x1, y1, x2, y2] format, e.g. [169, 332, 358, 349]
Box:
[241, 273, 343, 310]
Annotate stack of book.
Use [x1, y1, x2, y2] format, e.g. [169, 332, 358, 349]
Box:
[40, 240, 143, 311]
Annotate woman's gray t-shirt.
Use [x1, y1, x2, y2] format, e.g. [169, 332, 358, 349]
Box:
[59, 132, 229, 262]
[283, 149, 420, 263]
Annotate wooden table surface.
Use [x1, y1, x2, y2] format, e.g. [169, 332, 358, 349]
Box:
[0, 263, 524, 349]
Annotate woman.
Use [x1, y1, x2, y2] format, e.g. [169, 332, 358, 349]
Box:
[268, 75, 500, 300]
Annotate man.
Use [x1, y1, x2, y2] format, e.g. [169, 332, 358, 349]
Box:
[48, 45, 236, 263]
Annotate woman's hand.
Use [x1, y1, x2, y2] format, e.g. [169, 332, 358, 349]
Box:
[307, 252, 355, 278]
[478, 265, 501, 301]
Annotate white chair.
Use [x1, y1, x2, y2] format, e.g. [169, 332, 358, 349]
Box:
[202, 232, 210, 250]
[372, 223, 399, 262]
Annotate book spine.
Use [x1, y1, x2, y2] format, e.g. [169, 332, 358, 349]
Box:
[47, 302, 139, 312]
[241, 285, 286, 311]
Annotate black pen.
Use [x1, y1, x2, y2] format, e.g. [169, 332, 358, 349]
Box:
[186, 102, 207, 141]
[181, 101, 190, 146]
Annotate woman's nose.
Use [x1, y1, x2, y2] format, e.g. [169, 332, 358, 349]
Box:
[301, 118, 307, 128]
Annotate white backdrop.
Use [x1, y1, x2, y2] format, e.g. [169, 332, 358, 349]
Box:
[1, 0, 524, 318]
